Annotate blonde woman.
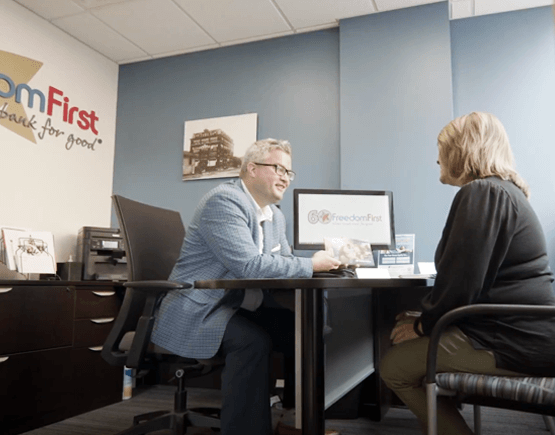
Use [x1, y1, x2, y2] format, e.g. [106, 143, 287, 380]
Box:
[380, 112, 555, 434]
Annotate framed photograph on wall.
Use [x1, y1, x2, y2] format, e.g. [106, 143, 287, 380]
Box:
[183, 113, 258, 181]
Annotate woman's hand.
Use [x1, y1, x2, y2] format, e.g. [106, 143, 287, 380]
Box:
[390, 311, 422, 345]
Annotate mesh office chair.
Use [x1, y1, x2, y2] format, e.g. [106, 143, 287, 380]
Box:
[102, 194, 222, 435]
[425, 304, 555, 435]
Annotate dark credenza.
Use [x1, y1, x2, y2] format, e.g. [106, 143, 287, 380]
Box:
[0, 280, 124, 435]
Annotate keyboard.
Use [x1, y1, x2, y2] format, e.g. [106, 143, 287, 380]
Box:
[312, 268, 357, 279]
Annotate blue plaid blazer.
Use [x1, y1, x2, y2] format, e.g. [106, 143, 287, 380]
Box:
[151, 179, 313, 359]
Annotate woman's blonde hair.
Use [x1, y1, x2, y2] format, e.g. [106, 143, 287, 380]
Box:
[240, 138, 292, 176]
[437, 112, 530, 198]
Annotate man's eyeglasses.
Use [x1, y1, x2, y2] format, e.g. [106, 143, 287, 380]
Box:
[253, 163, 296, 181]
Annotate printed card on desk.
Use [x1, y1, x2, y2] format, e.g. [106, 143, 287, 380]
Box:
[377, 234, 415, 278]
[2, 229, 56, 274]
[1, 227, 29, 270]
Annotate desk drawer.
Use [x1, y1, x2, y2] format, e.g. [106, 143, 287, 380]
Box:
[75, 289, 120, 319]
[0, 347, 73, 434]
[71, 347, 123, 413]
[73, 317, 115, 348]
[0, 286, 74, 354]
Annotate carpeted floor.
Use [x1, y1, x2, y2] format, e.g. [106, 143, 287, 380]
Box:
[22, 384, 552, 435]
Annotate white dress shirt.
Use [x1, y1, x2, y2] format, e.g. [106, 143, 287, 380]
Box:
[239, 180, 273, 311]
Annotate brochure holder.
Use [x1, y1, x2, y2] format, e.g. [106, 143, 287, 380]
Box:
[1, 227, 56, 276]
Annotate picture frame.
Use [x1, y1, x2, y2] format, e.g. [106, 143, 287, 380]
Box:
[182, 113, 257, 181]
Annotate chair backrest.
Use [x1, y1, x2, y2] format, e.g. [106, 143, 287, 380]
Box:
[102, 195, 185, 367]
[114, 194, 185, 282]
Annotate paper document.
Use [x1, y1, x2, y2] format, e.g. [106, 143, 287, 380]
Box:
[417, 262, 437, 275]
[355, 268, 391, 279]
[397, 262, 437, 279]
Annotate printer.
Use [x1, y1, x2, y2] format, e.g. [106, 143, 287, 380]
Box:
[77, 226, 128, 281]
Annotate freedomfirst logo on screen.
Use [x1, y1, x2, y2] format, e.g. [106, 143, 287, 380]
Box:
[308, 210, 383, 225]
[0, 49, 101, 150]
[308, 210, 332, 224]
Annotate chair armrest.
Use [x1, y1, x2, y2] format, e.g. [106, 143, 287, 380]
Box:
[425, 304, 555, 384]
[102, 280, 192, 367]
[124, 280, 192, 367]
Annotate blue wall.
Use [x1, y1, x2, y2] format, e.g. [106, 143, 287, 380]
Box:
[451, 6, 555, 273]
[113, 29, 340, 245]
[339, 2, 455, 265]
[113, 5, 555, 269]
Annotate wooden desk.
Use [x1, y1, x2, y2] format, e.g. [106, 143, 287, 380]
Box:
[195, 277, 431, 435]
[0, 280, 125, 435]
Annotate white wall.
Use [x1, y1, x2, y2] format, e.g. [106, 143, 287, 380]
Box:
[0, 0, 118, 265]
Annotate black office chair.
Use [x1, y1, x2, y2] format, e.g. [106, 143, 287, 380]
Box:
[425, 304, 555, 435]
[102, 194, 222, 435]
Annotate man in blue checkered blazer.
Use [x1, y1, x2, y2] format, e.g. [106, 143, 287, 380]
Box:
[151, 139, 340, 435]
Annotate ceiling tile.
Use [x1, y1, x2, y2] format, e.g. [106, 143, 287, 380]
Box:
[173, 0, 291, 43]
[72, 0, 131, 8]
[450, 0, 473, 19]
[119, 55, 156, 65]
[219, 29, 294, 47]
[89, 0, 215, 55]
[375, 0, 444, 12]
[14, 0, 85, 20]
[274, 0, 377, 28]
[52, 12, 148, 62]
[15, 0, 553, 65]
[150, 43, 221, 58]
[475, 0, 553, 16]
[295, 22, 339, 34]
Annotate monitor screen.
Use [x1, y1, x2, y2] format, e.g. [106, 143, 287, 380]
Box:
[293, 189, 395, 251]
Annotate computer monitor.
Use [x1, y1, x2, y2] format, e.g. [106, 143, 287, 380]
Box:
[293, 189, 395, 251]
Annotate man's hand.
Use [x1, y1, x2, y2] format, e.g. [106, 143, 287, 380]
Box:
[311, 250, 341, 272]
[390, 311, 422, 345]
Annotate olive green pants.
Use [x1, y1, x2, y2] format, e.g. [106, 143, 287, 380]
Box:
[380, 327, 521, 435]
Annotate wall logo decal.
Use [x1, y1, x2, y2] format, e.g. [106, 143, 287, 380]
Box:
[0, 49, 101, 151]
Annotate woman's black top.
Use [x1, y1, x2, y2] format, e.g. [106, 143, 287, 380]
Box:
[420, 176, 555, 375]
